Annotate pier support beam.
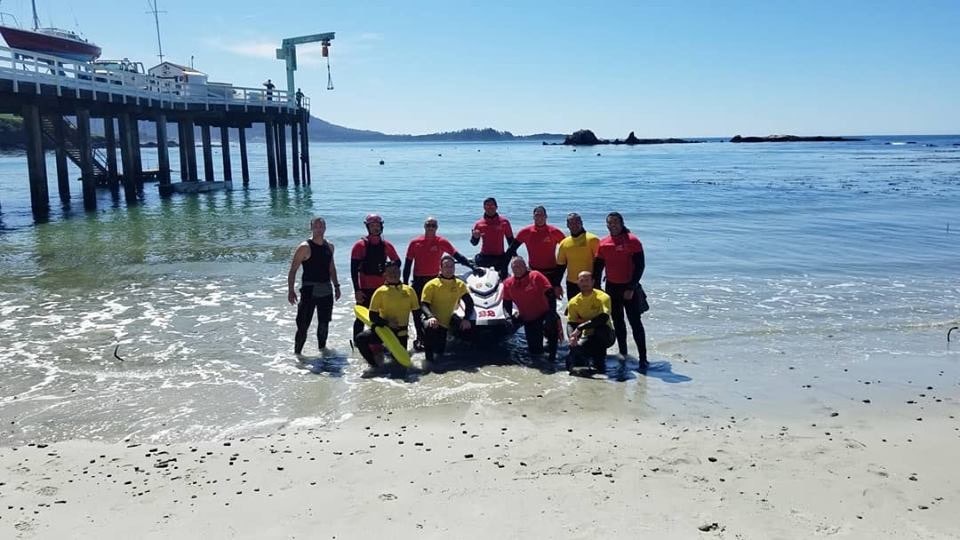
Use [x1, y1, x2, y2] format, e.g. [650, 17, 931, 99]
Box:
[131, 117, 143, 193]
[177, 120, 189, 181]
[118, 112, 138, 203]
[76, 108, 96, 210]
[201, 124, 214, 182]
[185, 119, 198, 182]
[52, 115, 70, 203]
[238, 126, 250, 187]
[22, 104, 49, 217]
[277, 120, 288, 187]
[156, 114, 171, 195]
[220, 126, 232, 183]
[265, 120, 278, 188]
[300, 114, 311, 185]
[290, 120, 300, 186]
[103, 116, 119, 190]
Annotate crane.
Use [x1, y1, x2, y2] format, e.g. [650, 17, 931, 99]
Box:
[276, 32, 335, 105]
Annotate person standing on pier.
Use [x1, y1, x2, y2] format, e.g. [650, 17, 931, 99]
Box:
[403, 216, 475, 351]
[351, 214, 400, 337]
[295, 88, 304, 108]
[505, 205, 566, 297]
[469, 197, 514, 277]
[288, 217, 341, 356]
[593, 212, 649, 372]
[263, 79, 275, 101]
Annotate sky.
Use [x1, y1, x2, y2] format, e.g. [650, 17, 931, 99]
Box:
[4, 0, 959, 137]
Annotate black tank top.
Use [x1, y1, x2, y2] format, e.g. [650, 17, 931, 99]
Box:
[302, 240, 332, 283]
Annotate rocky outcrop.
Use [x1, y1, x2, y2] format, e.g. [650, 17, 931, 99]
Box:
[730, 135, 864, 143]
[560, 129, 699, 146]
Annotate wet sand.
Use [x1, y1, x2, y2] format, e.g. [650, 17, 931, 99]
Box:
[2, 356, 958, 540]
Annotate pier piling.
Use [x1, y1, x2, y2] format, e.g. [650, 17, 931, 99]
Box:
[118, 112, 138, 203]
[103, 116, 119, 190]
[75, 108, 96, 210]
[23, 104, 50, 216]
[201, 124, 214, 182]
[220, 126, 232, 183]
[290, 121, 300, 186]
[277, 120, 288, 187]
[265, 120, 278, 188]
[52, 114, 71, 203]
[238, 126, 250, 187]
[156, 114, 171, 193]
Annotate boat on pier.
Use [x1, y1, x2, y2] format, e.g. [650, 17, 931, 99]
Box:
[0, 1, 101, 62]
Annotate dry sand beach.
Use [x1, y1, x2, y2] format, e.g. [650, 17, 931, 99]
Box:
[2, 342, 958, 540]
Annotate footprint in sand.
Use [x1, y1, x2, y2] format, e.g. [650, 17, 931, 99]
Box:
[379, 493, 397, 501]
[36, 485, 58, 496]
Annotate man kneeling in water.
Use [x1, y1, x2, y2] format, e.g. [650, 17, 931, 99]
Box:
[354, 261, 421, 375]
[420, 254, 475, 372]
[566, 271, 616, 374]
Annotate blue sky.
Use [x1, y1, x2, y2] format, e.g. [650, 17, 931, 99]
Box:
[6, 0, 959, 136]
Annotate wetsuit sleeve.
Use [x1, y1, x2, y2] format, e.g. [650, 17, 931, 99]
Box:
[577, 313, 610, 331]
[504, 219, 514, 242]
[370, 310, 388, 327]
[630, 250, 645, 287]
[503, 238, 522, 260]
[460, 292, 475, 320]
[402, 258, 413, 284]
[420, 301, 435, 320]
[544, 282, 557, 314]
[453, 251, 475, 269]
[350, 259, 361, 290]
[350, 241, 364, 290]
[592, 257, 605, 284]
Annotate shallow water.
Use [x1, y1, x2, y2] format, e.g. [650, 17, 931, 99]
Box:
[1, 136, 959, 444]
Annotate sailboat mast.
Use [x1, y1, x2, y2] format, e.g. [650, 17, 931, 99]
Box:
[148, 0, 164, 63]
[31, 0, 40, 30]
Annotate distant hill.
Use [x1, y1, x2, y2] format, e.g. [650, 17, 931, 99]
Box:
[303, 118, 565, 142]
[0, 113, 565, 147]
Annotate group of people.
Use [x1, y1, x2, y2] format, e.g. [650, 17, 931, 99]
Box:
[286, 198, 650, 376]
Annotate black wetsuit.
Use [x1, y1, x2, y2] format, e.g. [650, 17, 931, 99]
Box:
[295, 240, 334, 354]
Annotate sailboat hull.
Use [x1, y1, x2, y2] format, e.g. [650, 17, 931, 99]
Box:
[0, 25, 101, 62]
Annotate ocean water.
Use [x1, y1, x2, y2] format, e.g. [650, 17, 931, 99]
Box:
[1, 136, 959, 444]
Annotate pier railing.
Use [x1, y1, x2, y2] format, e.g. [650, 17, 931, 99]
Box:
[0, 45, 310, 113]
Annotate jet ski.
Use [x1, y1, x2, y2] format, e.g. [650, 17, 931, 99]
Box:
[452, 266, 518, 342]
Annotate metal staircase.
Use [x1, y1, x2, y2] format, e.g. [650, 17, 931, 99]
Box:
[40, 115, 110, 182]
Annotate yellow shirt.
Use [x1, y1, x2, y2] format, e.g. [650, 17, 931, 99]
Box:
[557, 232, 600, 281]
[421, 276, 469, 328]
[369, 284, 420, 331]
[567, 288, 612, 336]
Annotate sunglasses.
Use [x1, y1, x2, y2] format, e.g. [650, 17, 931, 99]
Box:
[424, 223, 438, 228]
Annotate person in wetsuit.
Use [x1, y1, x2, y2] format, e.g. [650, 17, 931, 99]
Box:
[556, 212, 601, 300]
[469, 197, 514, 276]
[503, 256, 560, 363]
[403, 216, 475, 351]
[593, 211, 649, 372]
[287, 217, 341, 355]
[506, 205, 566, 298]
[566, 271, 615, 374]
[354, 261, 421, 375]
[419, 254, 475, 372]
[351, 213, 401, 337]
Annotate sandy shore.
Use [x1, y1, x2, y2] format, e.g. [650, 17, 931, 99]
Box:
[2, 371, 958, 540]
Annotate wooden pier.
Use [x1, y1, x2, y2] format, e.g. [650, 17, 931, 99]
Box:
[0, 44, 314, 218]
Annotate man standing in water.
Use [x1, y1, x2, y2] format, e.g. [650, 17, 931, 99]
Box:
[503, 256, 560, 363]
[288, 217, 341, 356]
[566, 271, 615, 374]
[506, 206, 566, 297]
[351, 214, 401, 337]
[593, 212, 649, 372]
[403, 216, 475, 350]
[470, 197, 514, 276]
[557, 212, 600, 300]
